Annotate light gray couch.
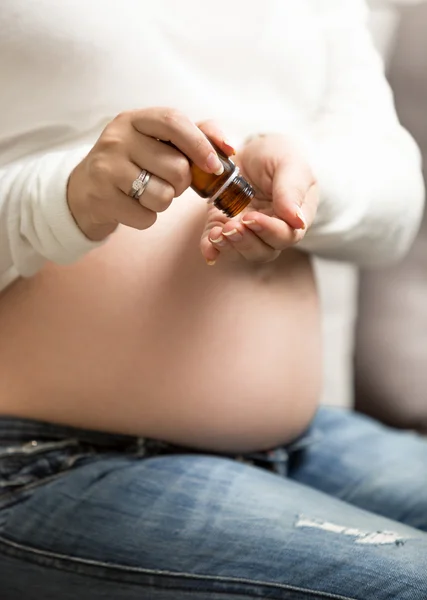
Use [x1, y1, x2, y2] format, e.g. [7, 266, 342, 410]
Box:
[355, 3, 427, 432]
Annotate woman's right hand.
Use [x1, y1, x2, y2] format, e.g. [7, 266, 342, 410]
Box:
[67, 108, 227, 241]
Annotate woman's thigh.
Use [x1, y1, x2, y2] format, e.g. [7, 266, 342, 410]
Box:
[0, 452, 427, 600]
[291, 407, 427, 530]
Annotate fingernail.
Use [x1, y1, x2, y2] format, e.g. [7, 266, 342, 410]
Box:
[242, 219, 262, 233]
[210, 234, 227, 247]
[206, 259, 216, 266]
[294, 206, 306, 230]
[222, 228, 243, 243]
[207, 152, 224, 176]
[223, 138, 237, 155]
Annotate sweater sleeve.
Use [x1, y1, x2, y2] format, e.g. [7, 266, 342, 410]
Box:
[297, 0, 425, 266]
[0, 146, 103, 291]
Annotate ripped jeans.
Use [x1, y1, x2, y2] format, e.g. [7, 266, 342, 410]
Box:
[0, 407, 426, 600]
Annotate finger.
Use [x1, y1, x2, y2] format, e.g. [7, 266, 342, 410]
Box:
[127, 134, 191, 197]
[197, 120, 236, 157]
[115, 162, 175, 213]
[209, 226, 241, 260]
[130, 107, 224, 175]
[209, 225, 229, 249]
[272, 160, 316, 230]
[240, 211, 306, 250]
[107, 188, 158, 230]
[200, 230, 220, 265]
[200, 225, 240, 264]
[220, 222, 280, 262]
[200, 204, 244, 264]
[135, 174, 175, 213]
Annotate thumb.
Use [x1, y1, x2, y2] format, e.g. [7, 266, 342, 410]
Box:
[272, 159, 315, 230]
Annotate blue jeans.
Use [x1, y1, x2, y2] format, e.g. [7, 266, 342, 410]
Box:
[0, 407, 426, 599]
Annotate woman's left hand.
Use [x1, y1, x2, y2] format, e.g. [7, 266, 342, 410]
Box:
[200, 133, 319, 265]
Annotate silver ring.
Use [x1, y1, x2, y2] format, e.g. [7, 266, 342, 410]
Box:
[131, 169, 152, 199]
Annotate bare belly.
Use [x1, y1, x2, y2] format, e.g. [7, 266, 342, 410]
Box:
[0, 193, 321, 452]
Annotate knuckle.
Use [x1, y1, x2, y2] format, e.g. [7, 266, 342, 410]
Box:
[162, 107, 185, 129]
[157, 184, 175, 212]
[173, 156, 191, 188]
[97, 112, 132, 149]
[99, 133, 123, 151]
[113, 110, 133, 125]
[98, 125, 125, 152]
[89, 154, 111, 181]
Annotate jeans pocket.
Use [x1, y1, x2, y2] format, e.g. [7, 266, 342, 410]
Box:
[0, 438, 94, 506]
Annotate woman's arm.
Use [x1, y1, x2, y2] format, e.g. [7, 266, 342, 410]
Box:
[0, 146, 101, 291]
[297, 0, 425, 266]
[0, 111, 229, 293]
[200, 0, 424, 267]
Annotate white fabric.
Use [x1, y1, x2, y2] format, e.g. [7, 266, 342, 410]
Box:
[0, 0, 424, 407]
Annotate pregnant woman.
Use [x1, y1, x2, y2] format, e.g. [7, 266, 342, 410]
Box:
[0, 1, 426, 598]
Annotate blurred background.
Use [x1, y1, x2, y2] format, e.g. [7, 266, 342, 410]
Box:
[354, 1, 427, 432]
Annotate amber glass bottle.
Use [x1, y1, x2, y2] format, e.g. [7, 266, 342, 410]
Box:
[190, 141, 255, 218]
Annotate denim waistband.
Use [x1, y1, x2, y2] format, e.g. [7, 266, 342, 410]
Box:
[0, 416, 141, 450]
[0, 415, 320, 466]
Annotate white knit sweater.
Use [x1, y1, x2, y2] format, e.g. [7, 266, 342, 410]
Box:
[0, 0, 424, 292]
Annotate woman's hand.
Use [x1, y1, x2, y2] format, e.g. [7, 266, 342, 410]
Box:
[200, 134, 319, 264]
[67, 108, 230, 241]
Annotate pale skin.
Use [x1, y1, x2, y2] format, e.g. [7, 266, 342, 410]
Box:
[0, 107, 322, 453]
